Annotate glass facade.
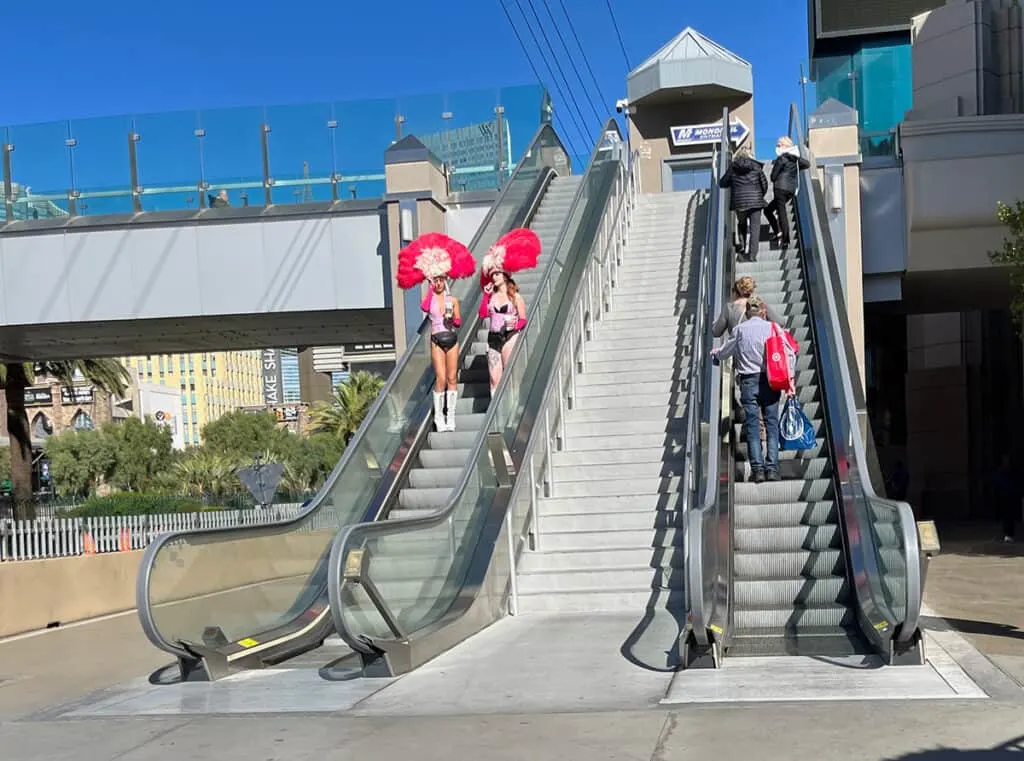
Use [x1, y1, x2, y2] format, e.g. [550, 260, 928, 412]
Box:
[814, 35, 912, 156]
[280, 349, 301, 404]
[0, 85, 547, 220]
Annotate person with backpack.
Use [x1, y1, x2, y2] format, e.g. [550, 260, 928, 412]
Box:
[764, 136, 811, 251]
[719, 146, 768, 262]
[711, 297, 796, 483]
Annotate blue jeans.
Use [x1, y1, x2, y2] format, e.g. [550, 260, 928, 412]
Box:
[739, 373, 781, 474]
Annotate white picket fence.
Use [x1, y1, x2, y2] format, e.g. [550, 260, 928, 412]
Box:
[0, 503, 331, 562]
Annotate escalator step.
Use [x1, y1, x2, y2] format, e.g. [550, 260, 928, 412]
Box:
[727, 626, 870, 657]
[734, 500, 838, 528]
[734, 549, 845, 578]
[734, 576, 850, 607]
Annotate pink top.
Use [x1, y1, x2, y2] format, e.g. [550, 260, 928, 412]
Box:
[480, 291, 527, 332]
[421, 294, 460, 333]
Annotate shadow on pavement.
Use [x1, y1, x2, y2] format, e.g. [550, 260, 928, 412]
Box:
[885, 736, 1024, 758]
[921, 615, 1024, 642]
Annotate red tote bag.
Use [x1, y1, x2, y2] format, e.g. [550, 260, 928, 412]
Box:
[766, 322, 797, 392]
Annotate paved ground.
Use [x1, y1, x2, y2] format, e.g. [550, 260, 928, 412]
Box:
[0, 522, 1021, 761]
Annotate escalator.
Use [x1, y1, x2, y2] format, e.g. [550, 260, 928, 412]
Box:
[683, 105, 924, 668]
[325, 121, 641, 678]
[135, 123, 578, 681]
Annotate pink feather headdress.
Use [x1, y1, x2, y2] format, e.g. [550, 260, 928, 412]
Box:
[396, 232, 476, 290]
[480, 228, 542, 285]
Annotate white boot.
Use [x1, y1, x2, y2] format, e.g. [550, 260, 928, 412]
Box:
[445, 390, 459, 431]
[433, 391, 446, 432]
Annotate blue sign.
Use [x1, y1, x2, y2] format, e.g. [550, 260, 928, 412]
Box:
[670, 119, 750, 147]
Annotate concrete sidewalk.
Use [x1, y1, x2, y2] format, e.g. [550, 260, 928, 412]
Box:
[922, 523, 1024, 688]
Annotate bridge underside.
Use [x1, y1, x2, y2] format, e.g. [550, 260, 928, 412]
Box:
[0, 308, 393, 361]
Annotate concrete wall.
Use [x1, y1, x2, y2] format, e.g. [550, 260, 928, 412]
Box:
[445, 202, 491, 246]
[0, 210, 387, 328]
[901, 114, 1024, 273]
[629, 95, 755, 192]
[0, 531, 333, 639]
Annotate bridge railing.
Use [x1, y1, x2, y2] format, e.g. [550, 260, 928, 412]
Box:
[1, 85, 549, 219]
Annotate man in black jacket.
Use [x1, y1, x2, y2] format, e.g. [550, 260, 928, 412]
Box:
[719, 146, 767, 262]
[765, 136, 811, 250]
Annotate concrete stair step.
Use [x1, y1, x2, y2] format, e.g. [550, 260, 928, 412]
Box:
[574, 367, 682, 388]
[520, 545, 684, 572]
[536, 527, 684, 551]
[514, 588, 684, 614]
[551, 446, 670, 467]
[564, 417, 686, 438]
[539, 508, 684, 533]
[551, 459, 684, 481]
[573, 378, 689, 398]
[562, 404, 688, 426]
[516, 566, 684, 595]
[557, 431, 681, 452]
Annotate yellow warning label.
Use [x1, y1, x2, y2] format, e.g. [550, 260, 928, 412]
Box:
[874, 621, 889, 631]
[237, 638, 259, 648]
[710, 624, 724, 634]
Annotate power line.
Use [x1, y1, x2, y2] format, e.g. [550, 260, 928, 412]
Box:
[556, 0, 611, 112]
[604, 0, 631, 72]
[497, 0, 588, 159]
[538, 0, 606, 126]
[516, 0, 596, 148]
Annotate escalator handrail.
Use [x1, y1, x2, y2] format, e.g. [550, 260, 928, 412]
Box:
[787, 103, 922, 645]
[326, 120, 628, 653]
[685, 107, 734, 646]
[135, 121, 570, 661]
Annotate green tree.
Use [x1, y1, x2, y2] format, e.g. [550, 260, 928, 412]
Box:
[105, 417, 174, 492]
[44, 429, 116, 497]
[308, 371, 385, 442]
[201, 410, 292, 461]
[2, 360, 129, 518]
[279, 433, 345, 494]
[0, 447, 11, 482]
[990, 200, 1024, 328]
[172, 449, 239, 499]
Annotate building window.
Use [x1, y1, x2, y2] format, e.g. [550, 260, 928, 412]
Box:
[179, 356, 186, 373]
[32, 412, 53, 439]
[71, 410, 94, 431]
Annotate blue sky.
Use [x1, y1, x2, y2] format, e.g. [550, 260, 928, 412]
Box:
[4, 0, 812, 177]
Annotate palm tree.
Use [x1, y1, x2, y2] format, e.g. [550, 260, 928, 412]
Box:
[1, 360, 129, 519]
[308, 371, 385, 442]
[172, 450, 239, 500]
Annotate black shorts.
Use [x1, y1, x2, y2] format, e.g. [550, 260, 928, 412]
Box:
[487, 329, 519, 352]
[431, 331, 458, 351]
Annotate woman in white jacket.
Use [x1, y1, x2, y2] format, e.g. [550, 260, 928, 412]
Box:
[764, 136, 810, 251]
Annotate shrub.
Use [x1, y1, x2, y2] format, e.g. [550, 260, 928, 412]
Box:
[64, 494, 206, 517]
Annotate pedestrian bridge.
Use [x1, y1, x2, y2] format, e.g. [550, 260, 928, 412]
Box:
[0, 197, 491, 360]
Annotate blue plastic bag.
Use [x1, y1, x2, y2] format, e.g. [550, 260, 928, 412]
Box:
[780, 397, 816, 451]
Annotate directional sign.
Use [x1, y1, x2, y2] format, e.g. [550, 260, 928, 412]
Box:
[670, 119, 750, 147]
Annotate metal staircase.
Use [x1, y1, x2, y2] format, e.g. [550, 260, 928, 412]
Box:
[728, 213, 871, 656]
[514, 190, 705, 615]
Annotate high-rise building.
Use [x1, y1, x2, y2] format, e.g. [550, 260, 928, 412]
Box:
[280, 349, 301, 404]
[120, 351, 263, 447]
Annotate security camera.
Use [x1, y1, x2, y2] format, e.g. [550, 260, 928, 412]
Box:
[615, 98, 629, 114]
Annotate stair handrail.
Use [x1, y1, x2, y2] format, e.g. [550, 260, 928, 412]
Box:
[683, 107, 735, 663]
[326, 121, 630, 662]
[787, 102, 923, 654]
[135, 121, 570, 663]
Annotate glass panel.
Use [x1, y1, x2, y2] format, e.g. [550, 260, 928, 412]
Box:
[141, 122, 565, 654]
[198, 106, 265, 208]
[334, 123, 618, 645]
[266, 102, 335, 205]
[135, 109, 203, 211]
[69, 115, 135, 215]
[5, 120, 72, 219]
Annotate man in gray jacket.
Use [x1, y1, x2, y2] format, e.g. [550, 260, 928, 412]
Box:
[711, 297, 796, 483]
